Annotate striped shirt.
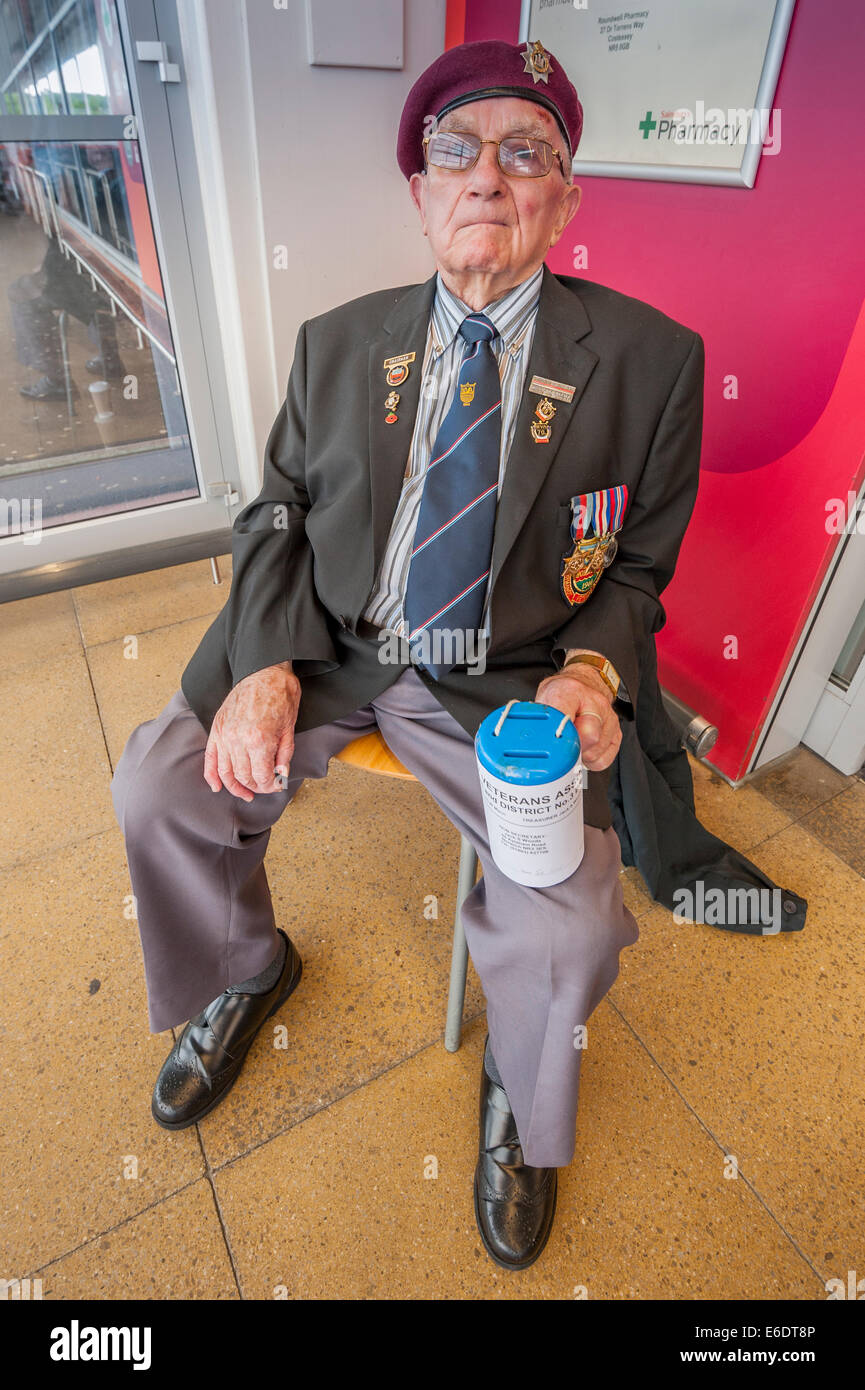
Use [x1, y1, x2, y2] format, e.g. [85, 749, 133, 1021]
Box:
[362, 264, 544, 636]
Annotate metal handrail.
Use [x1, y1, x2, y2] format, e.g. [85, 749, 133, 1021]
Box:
[17, 158, 176, 368]
[660, 688, 718, 757]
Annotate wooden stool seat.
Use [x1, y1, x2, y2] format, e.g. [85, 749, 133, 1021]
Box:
[334, 730, 413, 779]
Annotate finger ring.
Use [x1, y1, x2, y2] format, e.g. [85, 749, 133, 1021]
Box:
[578, 711, 604, 724]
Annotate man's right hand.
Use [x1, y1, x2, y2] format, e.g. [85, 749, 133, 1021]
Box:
[203, 661, 301, 802]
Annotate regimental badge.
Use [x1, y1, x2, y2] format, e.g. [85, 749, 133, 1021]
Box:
[522, 40, 552, 85]
[460, 381, 476, 406]
[530, 395, 556, 444]
[561, 485, 629, 606]
[384, 351, 415, 388]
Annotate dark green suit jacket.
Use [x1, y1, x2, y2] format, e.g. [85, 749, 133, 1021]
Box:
[181, 264, 705, 830]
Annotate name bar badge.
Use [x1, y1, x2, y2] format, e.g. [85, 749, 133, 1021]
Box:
[529, 375, 575, 404]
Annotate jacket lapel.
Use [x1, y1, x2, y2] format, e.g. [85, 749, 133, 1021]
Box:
[488, 265, 599, 598]
[366, 273, 437, 591]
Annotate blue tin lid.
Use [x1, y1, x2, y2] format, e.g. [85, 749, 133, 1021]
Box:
[475, 701, 581, 785]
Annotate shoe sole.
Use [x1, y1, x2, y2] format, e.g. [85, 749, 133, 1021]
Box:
[151, 954, 303, 1131]
[472, 1171, 558, 1272]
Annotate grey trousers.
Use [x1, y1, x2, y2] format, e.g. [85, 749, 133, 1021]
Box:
[110, 667, 639, 1167]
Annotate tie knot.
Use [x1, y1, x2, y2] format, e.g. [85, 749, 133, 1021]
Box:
[459, 313, 497, 346]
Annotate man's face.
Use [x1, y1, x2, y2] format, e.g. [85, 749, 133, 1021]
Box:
[409, 96, 580, 291]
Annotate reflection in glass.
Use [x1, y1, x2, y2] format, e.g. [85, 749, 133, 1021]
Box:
[0, 3, 199, 529]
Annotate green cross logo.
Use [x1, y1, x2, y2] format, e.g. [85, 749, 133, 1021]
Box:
[638, 110, 657, 139]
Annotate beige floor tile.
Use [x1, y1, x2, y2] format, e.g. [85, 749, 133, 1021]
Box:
[800, 781, 865, 877]
[747, 746, 855, 820]
[35, 1181, 237, 1300]
[620, 864, 655, 918]
[0, 832, 204, 1275]
[0, 650, 115, 869]
[610, 822, 865, 1277]
[0, 588, 82, 677]
[690, 773, 792, 852]
[86, 613, 214, 766]
[214, 1012, 819, 1300]
[73, 554, 232, 649]
[197, 758, 484, 1169]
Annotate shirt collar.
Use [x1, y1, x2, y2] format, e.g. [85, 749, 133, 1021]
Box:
[431, 264, 544, 356]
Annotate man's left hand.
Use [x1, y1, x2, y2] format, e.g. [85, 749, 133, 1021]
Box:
[534, 665, 622, 771]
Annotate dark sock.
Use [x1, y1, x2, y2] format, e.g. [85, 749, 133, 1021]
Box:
[483, 1035, 505, 1089]
[227, 933, 287, 994]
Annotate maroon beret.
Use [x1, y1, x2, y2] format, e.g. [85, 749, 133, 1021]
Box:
[397, 39, 583, 180]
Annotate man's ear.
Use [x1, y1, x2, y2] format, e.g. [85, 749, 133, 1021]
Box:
[409, 171, 428, 234]
[550, 182, 582, 248]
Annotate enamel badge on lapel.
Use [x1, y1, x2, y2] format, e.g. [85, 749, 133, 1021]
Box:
[530, 396, 556, 444]
[561, 485, 629, 605]
[384, 389, 400, 424]
[384, 351, 415, 388]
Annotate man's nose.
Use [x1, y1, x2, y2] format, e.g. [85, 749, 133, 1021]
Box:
[465, 141, 508, 192]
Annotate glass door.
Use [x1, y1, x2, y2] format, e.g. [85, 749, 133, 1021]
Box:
[0, 0, 236, 596]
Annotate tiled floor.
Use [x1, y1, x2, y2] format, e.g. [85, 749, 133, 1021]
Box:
[1, 557, 862, 1300]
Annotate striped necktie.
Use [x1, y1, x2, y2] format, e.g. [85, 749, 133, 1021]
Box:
[404, 312, 502, 679]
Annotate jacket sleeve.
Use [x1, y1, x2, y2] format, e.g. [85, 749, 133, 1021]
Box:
[550, 329, 705, 716]
[221, 320, 339, 688]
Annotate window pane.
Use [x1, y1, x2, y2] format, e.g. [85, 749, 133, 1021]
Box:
[1, 138, 199, 527]
[0, 0, 132, 122]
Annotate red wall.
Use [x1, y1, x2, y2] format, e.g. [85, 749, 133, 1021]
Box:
[452, 0, 865, 779]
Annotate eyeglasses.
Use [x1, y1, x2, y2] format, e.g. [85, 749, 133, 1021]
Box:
[422, 129, 567, 179]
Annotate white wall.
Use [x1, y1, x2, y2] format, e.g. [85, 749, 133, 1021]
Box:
[180, 0, 445, 504]
[246, 0, 444, 374]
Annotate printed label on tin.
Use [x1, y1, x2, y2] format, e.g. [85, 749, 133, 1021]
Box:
[476, 762, 585, 887]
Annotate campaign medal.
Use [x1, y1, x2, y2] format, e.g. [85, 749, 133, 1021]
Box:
[561, 485, 628, 606]
[384, 351, 415, 388]
[385, 389, 400, 424]
[530, 395, 556, 444]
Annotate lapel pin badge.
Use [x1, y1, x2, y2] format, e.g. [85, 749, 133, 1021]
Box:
[530, 396, 556, 444]
[384, 351, 416, 387]
[385, 389, 400, 424]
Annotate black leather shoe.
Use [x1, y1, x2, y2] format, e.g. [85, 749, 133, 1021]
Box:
[18, 374, 79, 400]
[473, 1048, 557, 1270]
[86, 356, 126, 380]
[151, 929, 302, 1130]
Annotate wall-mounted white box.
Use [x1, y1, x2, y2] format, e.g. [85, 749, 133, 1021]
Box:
[304, 0, 404, 69]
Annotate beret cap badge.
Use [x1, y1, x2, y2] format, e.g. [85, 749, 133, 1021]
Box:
[522, 40, 552, 85]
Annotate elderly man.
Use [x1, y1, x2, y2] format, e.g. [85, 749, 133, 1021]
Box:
[111, 38, 704, 1270]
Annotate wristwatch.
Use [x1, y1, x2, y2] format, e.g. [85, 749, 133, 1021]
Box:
[562, 652, 621, 700]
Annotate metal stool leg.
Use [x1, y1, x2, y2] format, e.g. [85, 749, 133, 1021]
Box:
[445, 835, 477, 1052]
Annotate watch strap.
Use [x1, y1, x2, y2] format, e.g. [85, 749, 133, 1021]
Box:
[562, 652, 620, 698]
